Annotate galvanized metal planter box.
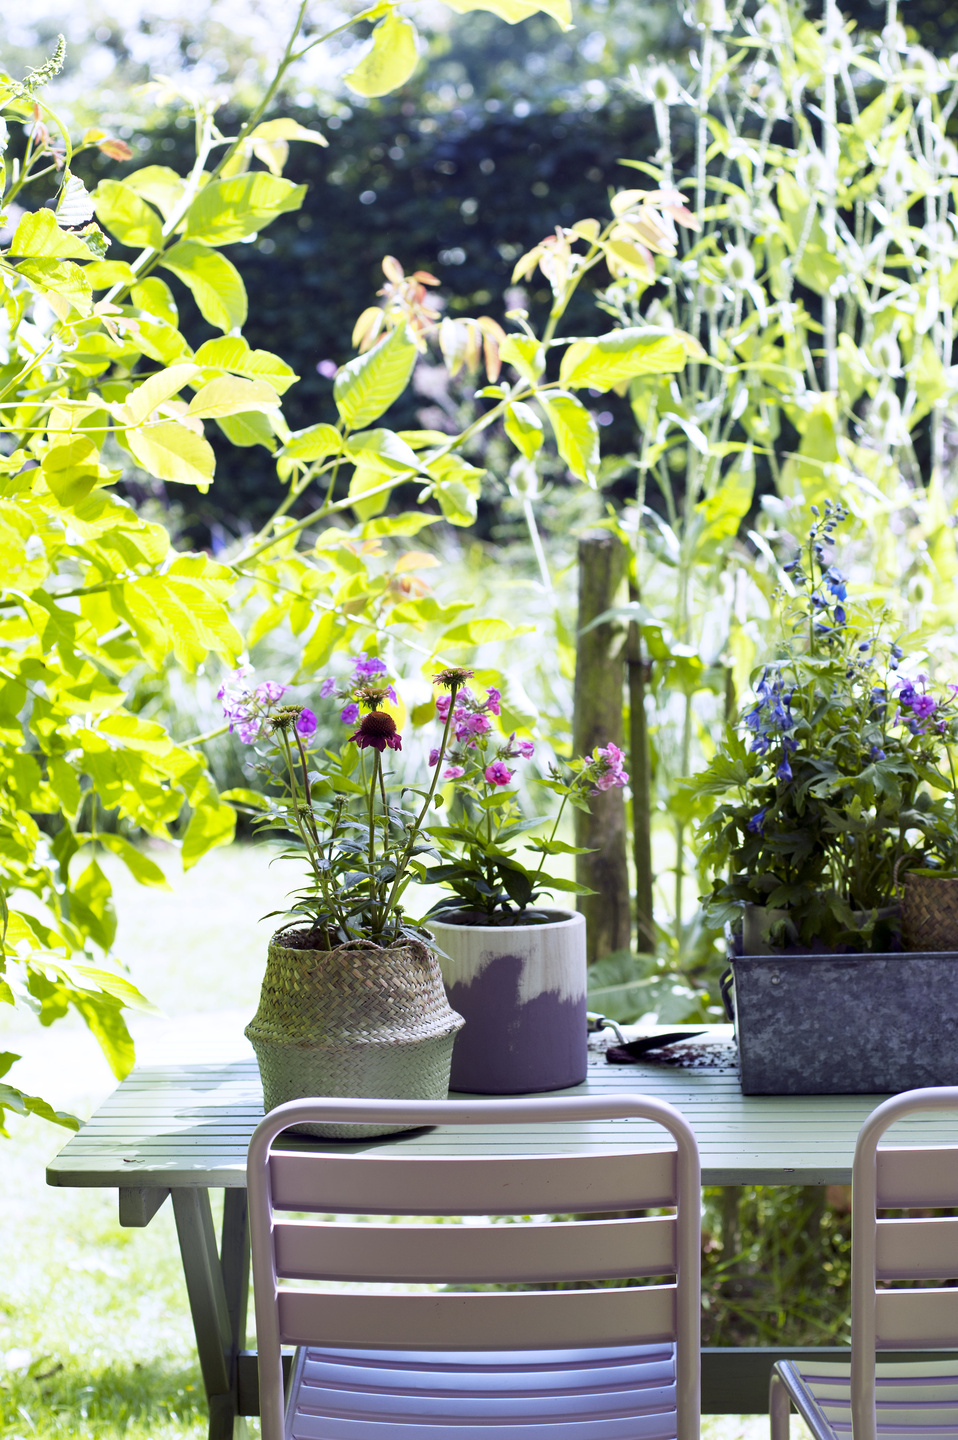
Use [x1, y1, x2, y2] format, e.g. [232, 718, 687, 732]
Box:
[726, 951, 958, 1095]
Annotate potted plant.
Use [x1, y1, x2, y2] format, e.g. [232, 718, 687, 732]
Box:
[219, 657, 467, 1138]
[690, 500, 958, 1094]
[422, 678, 627, 1093]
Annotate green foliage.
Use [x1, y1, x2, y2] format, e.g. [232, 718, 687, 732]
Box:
[0, 0, 581, 1127]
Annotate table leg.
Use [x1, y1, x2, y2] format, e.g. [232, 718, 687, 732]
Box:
[172, 1188, 250, 1440]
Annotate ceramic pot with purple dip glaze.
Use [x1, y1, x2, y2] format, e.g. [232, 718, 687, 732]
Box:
[428, 908, 587, 1094]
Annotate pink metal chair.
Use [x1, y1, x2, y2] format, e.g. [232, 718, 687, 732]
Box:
[770, 1086, 958, 1440]
[248, 1094, 701, 1440]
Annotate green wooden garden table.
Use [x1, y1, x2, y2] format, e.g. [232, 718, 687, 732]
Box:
[46, 1022, 958, 1440]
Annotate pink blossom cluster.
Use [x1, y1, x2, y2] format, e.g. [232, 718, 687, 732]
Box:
[318, 652, 398, 724]
[217, 667, 316, 743]
[584, 741, 629, 795]
[429, 685, 535, 787]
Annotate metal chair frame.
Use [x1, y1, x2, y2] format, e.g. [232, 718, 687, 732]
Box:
[248, 1093, 701, 1440]
[770, 1086, 958, 1440]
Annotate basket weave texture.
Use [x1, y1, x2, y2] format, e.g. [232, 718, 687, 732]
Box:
[902, 875, 958, 952]
[245, 931, 464, 1139]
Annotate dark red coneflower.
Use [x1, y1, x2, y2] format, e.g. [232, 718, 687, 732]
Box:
[349, 711, 402, 752]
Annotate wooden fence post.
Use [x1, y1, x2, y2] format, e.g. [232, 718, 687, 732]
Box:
[627, 582, 655, 955]
[573, 532, 631, 965]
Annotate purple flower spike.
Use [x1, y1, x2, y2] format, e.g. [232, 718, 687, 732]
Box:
[340, 702, 360, 725]
[296, 708, 318, 737]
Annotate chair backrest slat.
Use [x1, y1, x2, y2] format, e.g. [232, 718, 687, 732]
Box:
[270, 1148, 677, 1215]
[877, 1147, 958, 1208]
[875, 1288, 958, 1349]
[274, 1214, 675, 1284]
[851, 1088, 958, 1440]
[876, 1217, 958, 1281]
[249, 1094, 700, 1440]
[277, 1283, 677, 1351]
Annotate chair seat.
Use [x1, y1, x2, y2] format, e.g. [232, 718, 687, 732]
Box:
[285, 1341, 679, 1440]
[775, 1358, 958, 1440]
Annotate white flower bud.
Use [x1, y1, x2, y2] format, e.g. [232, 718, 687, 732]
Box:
[796, 150, 827, 193]
[646, 63, 680, 105]
[725, 246, 755, 286]
[753, 4, 783, 42]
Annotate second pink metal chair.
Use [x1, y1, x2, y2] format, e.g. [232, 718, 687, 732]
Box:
[771, 1086, 958, 1440]
[248, 1093, 701, 1440]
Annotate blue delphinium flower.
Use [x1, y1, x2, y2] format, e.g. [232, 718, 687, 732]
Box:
[746, 806, 768, 835]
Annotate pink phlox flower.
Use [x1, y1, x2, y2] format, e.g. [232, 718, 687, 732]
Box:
[484, 760, 513, 787]
[385, 684, 398, 705]
[892, 706, 901, 728]
[428, 747, 441, 766]
[296, 708, 318, 738]
[443, 764, 466, 779]
[593, 769, 628, 793]
[938, 720, 948, 734]
[255, 681, 287, 703]
[352, 652, 388, 679]
[464, 713, 491, 735]
[598, 741, 625, 768]
[319, 677, 338, 698]
[340, 702, 360, 724]
[435, 694, 452, 720]
[484, 687, 501, 715]
[516, 738, 535, 758]
[235, 718, 261, 744]
[913, 694, 937, 719]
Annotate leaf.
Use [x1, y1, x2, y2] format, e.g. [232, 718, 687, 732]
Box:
[344, 428, 421, 473]
[181, 790, 238, 870]
[193, 336, 298, 394]
[499, 334, 545, 382]
[219, 787, 271, 809]
[504, 400, 544, 458]
[0, 1082, 79, 1133]
[247, 118, 328, 175]
[539, 391, 599, 485]
[187, 376, 280, 419]
[116, 363, 201, 427]
[440, 0, 571, 27]
[76, 834, 170, 889]
[93, 179, 163, 248]
[7, 207, 96, 260]
[160, 240, 248, 333]
[217, 412, 276, 450]
[122, 164, 185, 220]
[442, 617, 534, 644]
[349, 463, 393, 521]
[184, 172, 306, 245]
[345, 13, 420, 98]
[281, 423, 342, 462]
[15, 259, 92, 319]
[334, 324, 417, 430]
[559, 328, 687, 391]
[126, 421, 216, 489]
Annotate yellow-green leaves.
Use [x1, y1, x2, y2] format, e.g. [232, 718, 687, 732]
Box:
[14, 259, 92, 319]
[281, 423, 343, 463]
[160, 241, 248, 333]
[345, 12, 420, 98]
[114, 363, 201, 427]
[539, 392, 600, 485]
[93, 179, 164, 248]
[559, 327, 688, 391]
[499, 334, 545, 382]
[504, 400, 544, 458]
[193, 336, 298, 393]
[334, 324, 417, 429]
[119, 554, 241, 672]
[440, 0, 571, 28]
[7, 206, 95, 260]
[184, 172, 306, 245]
[187, 376, 280, 420]
[127, 423, 216, 490]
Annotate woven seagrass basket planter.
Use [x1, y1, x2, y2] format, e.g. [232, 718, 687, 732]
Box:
[902, 874, 958, 952]
[245, 930, 464, 1139]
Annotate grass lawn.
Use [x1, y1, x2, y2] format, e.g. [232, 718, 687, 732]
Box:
[1, 842, 789, 1440]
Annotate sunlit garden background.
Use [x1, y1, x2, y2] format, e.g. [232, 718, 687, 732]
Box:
[2, 0, 957, 1430]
